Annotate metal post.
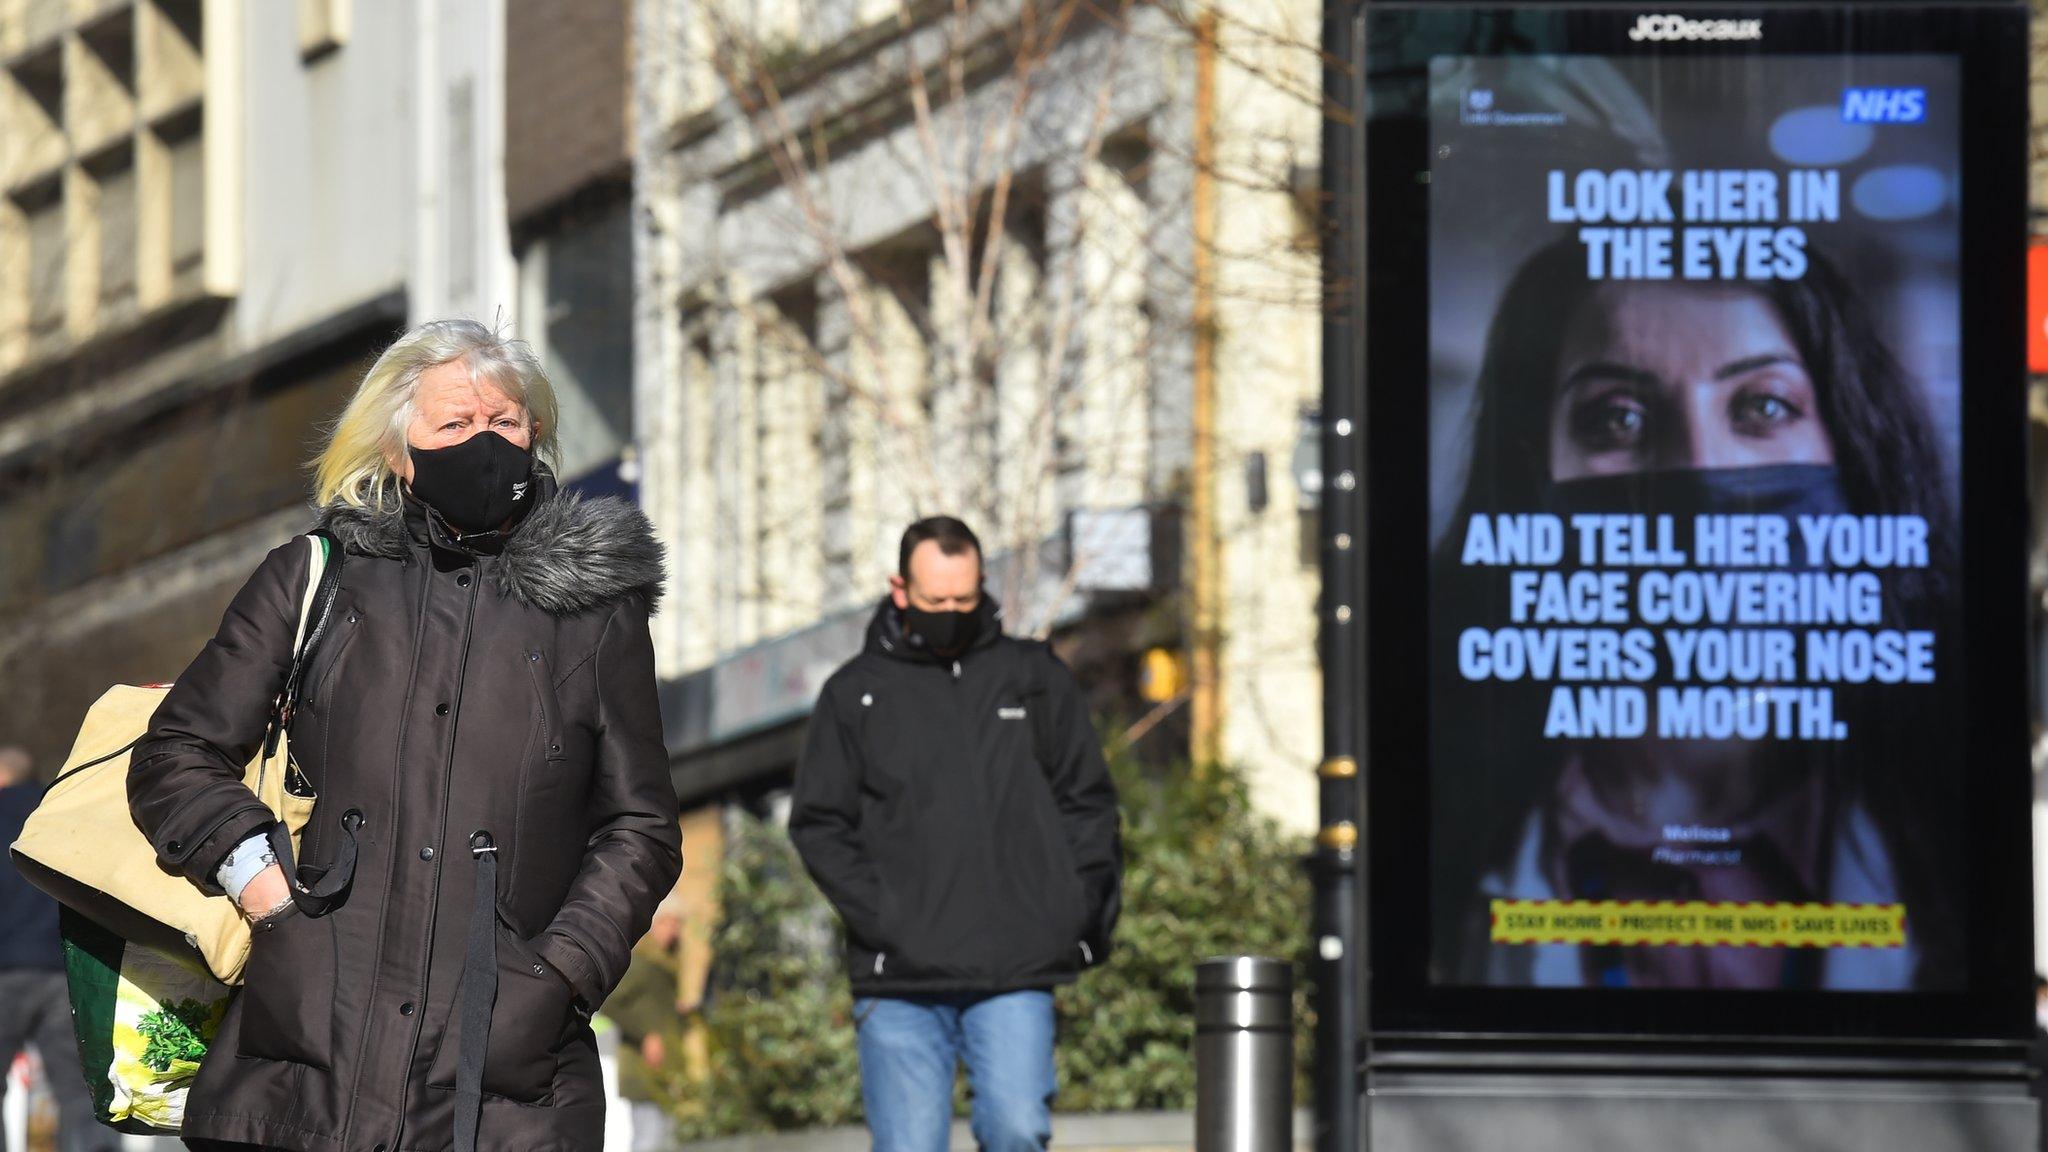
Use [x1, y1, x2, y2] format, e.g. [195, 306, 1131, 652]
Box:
[1196, 956, 1296, 1152]
[2035, 1029, 2048, 1152]
[1315, 6, 1368, 1152]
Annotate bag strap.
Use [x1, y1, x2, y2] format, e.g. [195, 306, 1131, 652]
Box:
[292, 535, 330, 652]
[261, 532, 344, 764]
[260, 529, 361, 921]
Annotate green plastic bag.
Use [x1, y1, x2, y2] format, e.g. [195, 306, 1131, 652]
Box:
[60, 908, 229, 1134]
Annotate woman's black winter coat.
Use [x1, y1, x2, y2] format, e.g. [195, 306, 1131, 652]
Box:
[128, 487, 681, 1152]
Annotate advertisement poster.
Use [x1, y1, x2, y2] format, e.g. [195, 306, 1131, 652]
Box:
[1425, 53, 1967, 992]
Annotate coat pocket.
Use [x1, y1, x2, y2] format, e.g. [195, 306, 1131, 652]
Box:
[238, 902, 336, 1068]
[427, 911, 577, 1104]
[524, 649, 571, 763]
[299, 598, 363, 710]
[848, 882, 972, 984]
[994, 776, 1091, 981]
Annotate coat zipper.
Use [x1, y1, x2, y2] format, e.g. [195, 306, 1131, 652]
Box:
[948, 653, 1005, 961]
[389, 555, 482, 1143]
[351, 544, 438, 1147]
[872, 656, 957, 983]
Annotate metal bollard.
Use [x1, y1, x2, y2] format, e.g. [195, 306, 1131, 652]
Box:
[1195, 956, 1294, 1152]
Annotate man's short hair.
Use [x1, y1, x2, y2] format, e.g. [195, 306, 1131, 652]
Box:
[899, 516, 982, 581]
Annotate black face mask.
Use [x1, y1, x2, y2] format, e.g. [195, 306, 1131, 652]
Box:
[905, 605, 981, 659]
[1546, 463, 1849, 519]
[407, 431, 536, 534]
[1546, 464, 1849, 561]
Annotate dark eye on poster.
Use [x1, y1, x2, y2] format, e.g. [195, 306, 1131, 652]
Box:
[1358, 3, 2033, 1044]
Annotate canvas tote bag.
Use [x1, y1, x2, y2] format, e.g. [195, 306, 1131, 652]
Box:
[7, 533, 341, 1132]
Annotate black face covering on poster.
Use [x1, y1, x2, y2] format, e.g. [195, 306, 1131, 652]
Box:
[1546, 464, 1850, 525]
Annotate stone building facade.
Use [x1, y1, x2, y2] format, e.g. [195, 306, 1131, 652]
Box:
[630, 0, 1326, 829]
[0, 0, 511, 772]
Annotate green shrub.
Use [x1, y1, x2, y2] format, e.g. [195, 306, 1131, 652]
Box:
[666, 811, 865, 1137]
[669, 755, 1314, 1138]
[1055, 758, 1315, 1112]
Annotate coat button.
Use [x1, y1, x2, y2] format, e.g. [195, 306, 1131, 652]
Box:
[435, 702, 450, 716]
[456, 572, 471, 588]
[375, 1145, 387, 1152]
[167, 840, 183, 855]
[532, 963, 545, 977]
[419, 846, 435, 861]
[400, 1002, 414, 1016]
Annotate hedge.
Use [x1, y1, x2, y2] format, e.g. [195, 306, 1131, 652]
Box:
[666, 755, 1314, 1138]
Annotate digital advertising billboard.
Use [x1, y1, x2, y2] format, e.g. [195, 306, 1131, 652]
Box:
[1360, 4, 2032, 1043]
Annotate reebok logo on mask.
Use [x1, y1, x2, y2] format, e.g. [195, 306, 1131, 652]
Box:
[408, 430, 536, 533]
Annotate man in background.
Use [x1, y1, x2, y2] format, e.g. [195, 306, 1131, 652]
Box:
[792, 517, 1123, 1152]
[0, 746, 116, 1152]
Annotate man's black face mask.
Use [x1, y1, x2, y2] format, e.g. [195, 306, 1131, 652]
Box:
[408, 430, 535, 534]
[905, 604, 981, 659]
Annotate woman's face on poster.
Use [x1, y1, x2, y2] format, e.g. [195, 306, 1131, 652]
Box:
[1547, 284, 1835, 481]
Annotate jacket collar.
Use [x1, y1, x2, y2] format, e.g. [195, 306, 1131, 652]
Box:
[864, 594, 1004, 664]
[316, 471, 666, 617]
[403, 486, 533, 557]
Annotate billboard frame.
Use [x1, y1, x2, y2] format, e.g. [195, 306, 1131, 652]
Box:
[1355, 0, 2035, 1049]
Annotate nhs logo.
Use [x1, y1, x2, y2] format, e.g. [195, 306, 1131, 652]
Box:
[1841, 87, 1926, 124]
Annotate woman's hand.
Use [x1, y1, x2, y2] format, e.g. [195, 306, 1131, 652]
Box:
[239, 864, 293, 921]
[640, 1034, 665, 1067]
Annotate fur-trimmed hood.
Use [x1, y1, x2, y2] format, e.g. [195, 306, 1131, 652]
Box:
[317, 492, 666, 617]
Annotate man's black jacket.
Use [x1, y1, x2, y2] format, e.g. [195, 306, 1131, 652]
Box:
[791, 597, 1122, 996]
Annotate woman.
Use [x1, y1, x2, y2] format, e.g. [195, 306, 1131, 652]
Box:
[1433, 239, 1962, 991]
[127, 319, 681, 1152]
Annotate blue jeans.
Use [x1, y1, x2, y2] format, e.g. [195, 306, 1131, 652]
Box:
[854, 991, 1056, 1152]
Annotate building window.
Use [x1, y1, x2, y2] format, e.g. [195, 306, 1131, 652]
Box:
[161, 108, 204, 292]
[20, 180, 65, 347]
[298, 0, 350, 62]
[87, 144, 139, 328]
[0, 0, 220, 376]
[521, 201, 635, 484]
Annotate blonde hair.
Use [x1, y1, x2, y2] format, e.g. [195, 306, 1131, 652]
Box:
[312, 318, 561, 510]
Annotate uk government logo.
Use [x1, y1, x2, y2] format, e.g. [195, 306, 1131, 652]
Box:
[1460, 87, 1565, 128]
[1628, 14, 1764, 41]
